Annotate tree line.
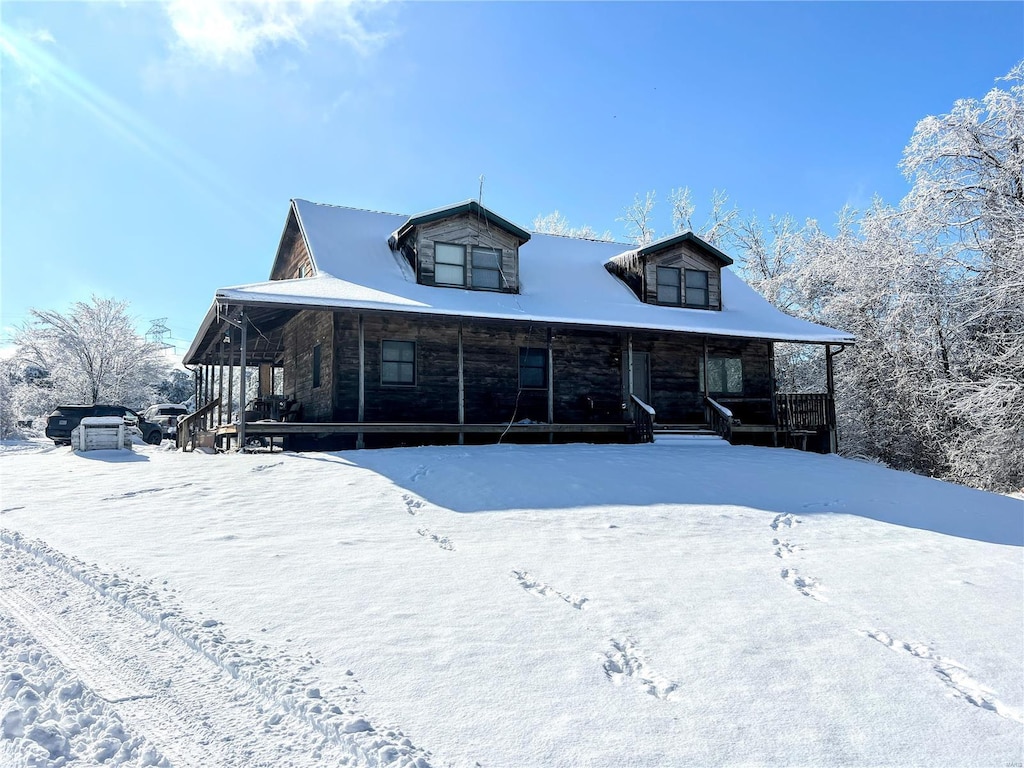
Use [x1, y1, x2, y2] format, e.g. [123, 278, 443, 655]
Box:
[535, 64, 1023, 492]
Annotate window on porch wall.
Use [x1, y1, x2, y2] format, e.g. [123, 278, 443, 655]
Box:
[519, 347, 547, 389]
[701, 356, 743, 395]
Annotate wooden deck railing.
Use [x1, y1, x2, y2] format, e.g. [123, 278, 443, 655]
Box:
[176, 398, 221, 451]
[706, 397, 738, 441]
[775, 393, 835, 431]
[630, 394, 655, 443]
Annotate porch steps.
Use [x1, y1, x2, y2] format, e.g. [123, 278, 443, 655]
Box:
[652, 424, 724, 445]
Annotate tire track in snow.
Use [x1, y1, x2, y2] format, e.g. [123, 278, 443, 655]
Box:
[0, 530, 436, 767]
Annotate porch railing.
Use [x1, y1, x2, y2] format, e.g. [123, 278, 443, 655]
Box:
[706, 397, 738, 441]
[776, 393, 835, 431]
[176, 398, 221, 451]
[630, 394, 655, 443]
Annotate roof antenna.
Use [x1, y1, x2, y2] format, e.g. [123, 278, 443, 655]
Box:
[478, 174, 485, 206]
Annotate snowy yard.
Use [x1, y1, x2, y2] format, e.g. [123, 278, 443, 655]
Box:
[0, 438, 1021, 767]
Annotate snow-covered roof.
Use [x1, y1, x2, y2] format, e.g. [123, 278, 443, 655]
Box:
[213, 200, 854, 345]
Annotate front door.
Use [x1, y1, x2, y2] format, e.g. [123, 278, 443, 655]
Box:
[627, 351, 651, 406]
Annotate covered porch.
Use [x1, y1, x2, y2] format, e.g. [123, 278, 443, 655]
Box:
[181, 300, 845, 453]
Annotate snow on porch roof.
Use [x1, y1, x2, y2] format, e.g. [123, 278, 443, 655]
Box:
[211, 200, 854, 344]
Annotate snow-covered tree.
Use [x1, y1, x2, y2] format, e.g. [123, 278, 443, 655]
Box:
[531, 211, 614, 241]
[12, 297, 169, 412]
[618, 191, 658, 246]
[899, 61, 1024, 489]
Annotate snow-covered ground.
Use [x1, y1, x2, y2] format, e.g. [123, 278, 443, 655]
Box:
[1, 437, 1021, 767]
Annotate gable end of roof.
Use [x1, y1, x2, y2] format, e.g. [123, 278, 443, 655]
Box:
[394, 200, 532, 245]
[636, 231, 734, 266]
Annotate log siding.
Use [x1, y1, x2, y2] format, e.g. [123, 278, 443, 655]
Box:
[413, 214, 521, 293]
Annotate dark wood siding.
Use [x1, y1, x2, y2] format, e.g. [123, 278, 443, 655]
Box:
[643, 244, 723, 309]
[361, 315, 460, 422]
[283, 310, 335, 421]
[414, 214, 521, 293]
[552, 329, 624, 422]
[270, 209, 313, 281]
[320, 311, 774, 427]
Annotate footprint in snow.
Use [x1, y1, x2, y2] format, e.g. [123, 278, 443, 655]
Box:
[602, 637, 679, 701]
[780, 567, 824, 601]
[402, 493, 425, 516]
[417, 528, 454, 551]
[512, 570, 588, 610]
[864, 629, 1024, 724]
[252, 462, 284, 473]
[771, 513, 801, 531]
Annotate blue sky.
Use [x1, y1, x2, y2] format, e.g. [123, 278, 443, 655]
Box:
[2, 1, 1021, 352]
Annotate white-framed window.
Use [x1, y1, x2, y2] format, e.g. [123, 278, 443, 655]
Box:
[700, 356, 743, 394]
[519, 347, 547, 389]
[381, 340, 416, 385]
[656, 266, 681, 305]
[434, 243, 466, 286]
[471, 247, 502, 290]
[685, 269, 710, 308]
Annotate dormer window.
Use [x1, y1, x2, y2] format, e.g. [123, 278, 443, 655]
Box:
[435, 243, 466, 286]
[656, 266, 681, 305]
[606, 232, 732, 311]
[685, 269, 710, 308]
[471, 247, 502, 290]
[391, 201, 530, 294]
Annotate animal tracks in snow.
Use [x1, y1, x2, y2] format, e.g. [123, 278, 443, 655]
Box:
[417, 528, 454, 551]
[602, 638, 679, 701]
[780, 567, 824, 601]
[402, 493, 425, 516]
[101, 483, 194, 501]
[770, 512, 801, 531]
[251, 462, 284, 473]
[768, 514, 824, 600]
[865, 630, 1024, 724]
[511, 570, 588, 610]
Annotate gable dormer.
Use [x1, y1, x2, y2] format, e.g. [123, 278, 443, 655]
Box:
[390, 201, 530, 293]
[606, 231, 733, 311]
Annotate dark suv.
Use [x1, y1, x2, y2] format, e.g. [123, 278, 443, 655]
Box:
[44, 404, 164, 446]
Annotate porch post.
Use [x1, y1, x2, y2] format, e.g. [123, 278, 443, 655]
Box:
[457, 322, 465, 446]
[627, 333, 634, 400]
[217, 341, 225, 426]
[357, 313, 365, 449]
[547, 328, 554, 443]
[702, 337, 711, 426]
[769, 341, 778, 447]
[238, 311, 248, 451]
[826, 344, 837, 454]
[227, 349, 234, 426]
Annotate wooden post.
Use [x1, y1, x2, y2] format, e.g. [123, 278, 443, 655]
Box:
[547, 328, 554, 443]
[826, 344, 837, 454]
[457, 322, 465, 446]
[769, 341, 778, 447]
[627, 333, 634, 400]
[702, 337, 710, 426]
[227, 353, 234, 425]
[239, 311, 248, 451]
[357, 313, 365, 449]
[217, 342, 225, 426]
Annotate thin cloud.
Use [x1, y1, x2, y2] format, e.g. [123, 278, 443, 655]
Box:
[163, 0, 390, 71]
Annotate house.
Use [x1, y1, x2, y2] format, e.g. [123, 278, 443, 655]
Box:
[182, 199, 854, 451]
